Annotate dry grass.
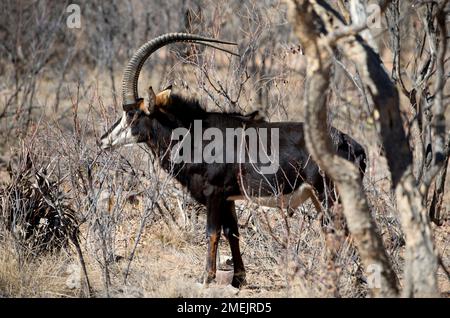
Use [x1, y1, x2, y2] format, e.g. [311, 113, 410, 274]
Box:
[0, 233, 73, 297]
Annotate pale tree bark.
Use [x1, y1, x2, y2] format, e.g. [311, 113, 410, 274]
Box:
[341, 0, 444, 298]
[286, 0, 399, 297]
[429, 148, 449, 225]
[286, 0, 443, 297]
[422, 1, 449, 198]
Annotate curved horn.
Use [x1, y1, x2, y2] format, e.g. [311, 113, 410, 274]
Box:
[122, 33, 238, 110]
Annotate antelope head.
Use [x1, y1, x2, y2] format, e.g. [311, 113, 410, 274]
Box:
[100, 33, 237, 150]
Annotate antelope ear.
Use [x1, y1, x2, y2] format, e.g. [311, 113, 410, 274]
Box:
[137, 98, 149, 115]
[156, 85, 172, 107]
[142, 86, 157, 114]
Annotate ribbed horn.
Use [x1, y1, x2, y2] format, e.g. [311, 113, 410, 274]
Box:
[122, 33, 238, 110]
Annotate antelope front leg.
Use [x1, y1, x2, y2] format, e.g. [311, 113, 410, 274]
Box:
[204, 232, 220, 284]
[222, 201, 246, 288]
[203, 198, 221, 285]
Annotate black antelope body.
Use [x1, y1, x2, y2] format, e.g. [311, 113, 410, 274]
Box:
[100, 33, 366, 288]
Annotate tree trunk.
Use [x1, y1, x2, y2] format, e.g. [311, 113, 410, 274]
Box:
[288, 0, 441, 297]
[286, 0, 399, 297]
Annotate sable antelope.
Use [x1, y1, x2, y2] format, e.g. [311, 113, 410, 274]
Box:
[100, 33, 366, 288]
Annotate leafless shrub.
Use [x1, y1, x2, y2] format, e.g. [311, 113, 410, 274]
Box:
[0, 144, 78, 254]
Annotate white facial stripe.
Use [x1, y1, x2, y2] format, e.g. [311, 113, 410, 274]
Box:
[101, 112, 138, 149]
[110, 112, 128, 139]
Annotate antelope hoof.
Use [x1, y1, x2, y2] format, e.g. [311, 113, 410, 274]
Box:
[203, 272, 216, 286]
[231, 272, 246, 288]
